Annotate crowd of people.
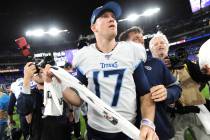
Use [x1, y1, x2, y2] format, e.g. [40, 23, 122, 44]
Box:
[0, 1, 210, 140]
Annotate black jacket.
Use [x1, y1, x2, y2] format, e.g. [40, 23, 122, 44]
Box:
[17, 88, 43, 140]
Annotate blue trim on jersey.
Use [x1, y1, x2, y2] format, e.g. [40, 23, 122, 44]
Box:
[76, 68, 88, 86]
[93, 71, 100, 98]
[76, 67, 85, 75]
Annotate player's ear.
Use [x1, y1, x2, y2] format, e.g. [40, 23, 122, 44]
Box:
[91, 24, 96, 33]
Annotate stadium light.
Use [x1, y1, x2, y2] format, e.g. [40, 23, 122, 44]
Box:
[48, 28, 68, 36]
[48, 28, 60, 36]
[32, 29, 45, 37]
[118, 13, 140, 22]
[26, 30, 33, 36]
[118, 7, 160, 22]
[25, 28, 68, 37]
[142, 8, 160, 16]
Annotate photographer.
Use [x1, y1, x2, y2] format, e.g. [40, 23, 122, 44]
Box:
[0, 86, 10, 140]
[17, 60, 82, 140]
[149, 33, 210, 140]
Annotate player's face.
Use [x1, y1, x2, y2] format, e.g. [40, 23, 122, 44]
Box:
[91, 11, 117, 39]
[32, 69, 44, 84]
[150, 37, 169, 60]
[128, 32, 144, 45]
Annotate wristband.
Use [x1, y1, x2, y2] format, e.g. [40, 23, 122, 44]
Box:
[140, 118, 155, 131]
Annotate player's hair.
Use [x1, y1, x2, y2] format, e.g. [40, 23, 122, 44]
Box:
[119, 26, 143, 41]
[149, 32, 169, 50]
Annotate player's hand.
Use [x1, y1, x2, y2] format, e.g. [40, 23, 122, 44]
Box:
[201, 64, 210, 75]
[140, 125, 159, 140]
[8, 119, 16, 126]
[43, 64, 61, 83]
[24, 62, 37, 80]
[151, 85, 167, 102]
[25, 113, 32, 124]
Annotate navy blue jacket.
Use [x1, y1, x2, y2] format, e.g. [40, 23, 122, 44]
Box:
[17, 88, 43, 140]
[143, 58, 181, 140]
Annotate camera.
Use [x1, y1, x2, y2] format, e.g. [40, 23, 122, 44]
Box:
[168, 47, 188, 69]
[28, 55, 55, 73]
[36, 55, 55, 68]
[168, 46, 210, 83]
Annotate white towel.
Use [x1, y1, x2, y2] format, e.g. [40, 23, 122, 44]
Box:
[43, 77, 65, 116]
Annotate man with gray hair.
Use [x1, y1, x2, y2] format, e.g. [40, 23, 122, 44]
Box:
[149, 33, 210, 140]
[149, 33, 171, 67]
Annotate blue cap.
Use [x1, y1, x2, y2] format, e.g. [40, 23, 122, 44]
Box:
[90, 1, 122, 25]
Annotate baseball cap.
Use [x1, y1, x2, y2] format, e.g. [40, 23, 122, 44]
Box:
[90, 1, 122, 25]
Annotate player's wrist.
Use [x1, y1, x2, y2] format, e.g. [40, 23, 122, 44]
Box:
[140, 118, 155, 131]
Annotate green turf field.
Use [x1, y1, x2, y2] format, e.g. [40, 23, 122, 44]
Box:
[201, 85, 210, 99]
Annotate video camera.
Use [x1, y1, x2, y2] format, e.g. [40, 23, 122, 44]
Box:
[168, 47, 188, 69]
[168, 46, 210, 83]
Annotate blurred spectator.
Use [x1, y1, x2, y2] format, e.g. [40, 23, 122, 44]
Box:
[0, 86, 10, 140]
[8, 79, 31, 140]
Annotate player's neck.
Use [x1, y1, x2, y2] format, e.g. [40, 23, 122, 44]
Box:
[96, 38, 117, 53]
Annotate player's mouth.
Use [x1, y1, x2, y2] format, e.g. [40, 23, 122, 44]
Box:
[158, 48, 165, 51]
[108, 25, 116, 29]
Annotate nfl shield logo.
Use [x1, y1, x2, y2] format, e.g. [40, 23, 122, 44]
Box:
[105, 54, 112, 59]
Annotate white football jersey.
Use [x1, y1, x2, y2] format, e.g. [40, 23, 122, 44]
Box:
[10, 81, 20, 99]
[11, 78, 37, 99]
[11, 78, 24, 99]
[73, 41, 149, 133]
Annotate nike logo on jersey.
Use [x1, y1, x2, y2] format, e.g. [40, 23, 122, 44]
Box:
[144, 66, 152, 70]
[100, 62, 118, 69]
